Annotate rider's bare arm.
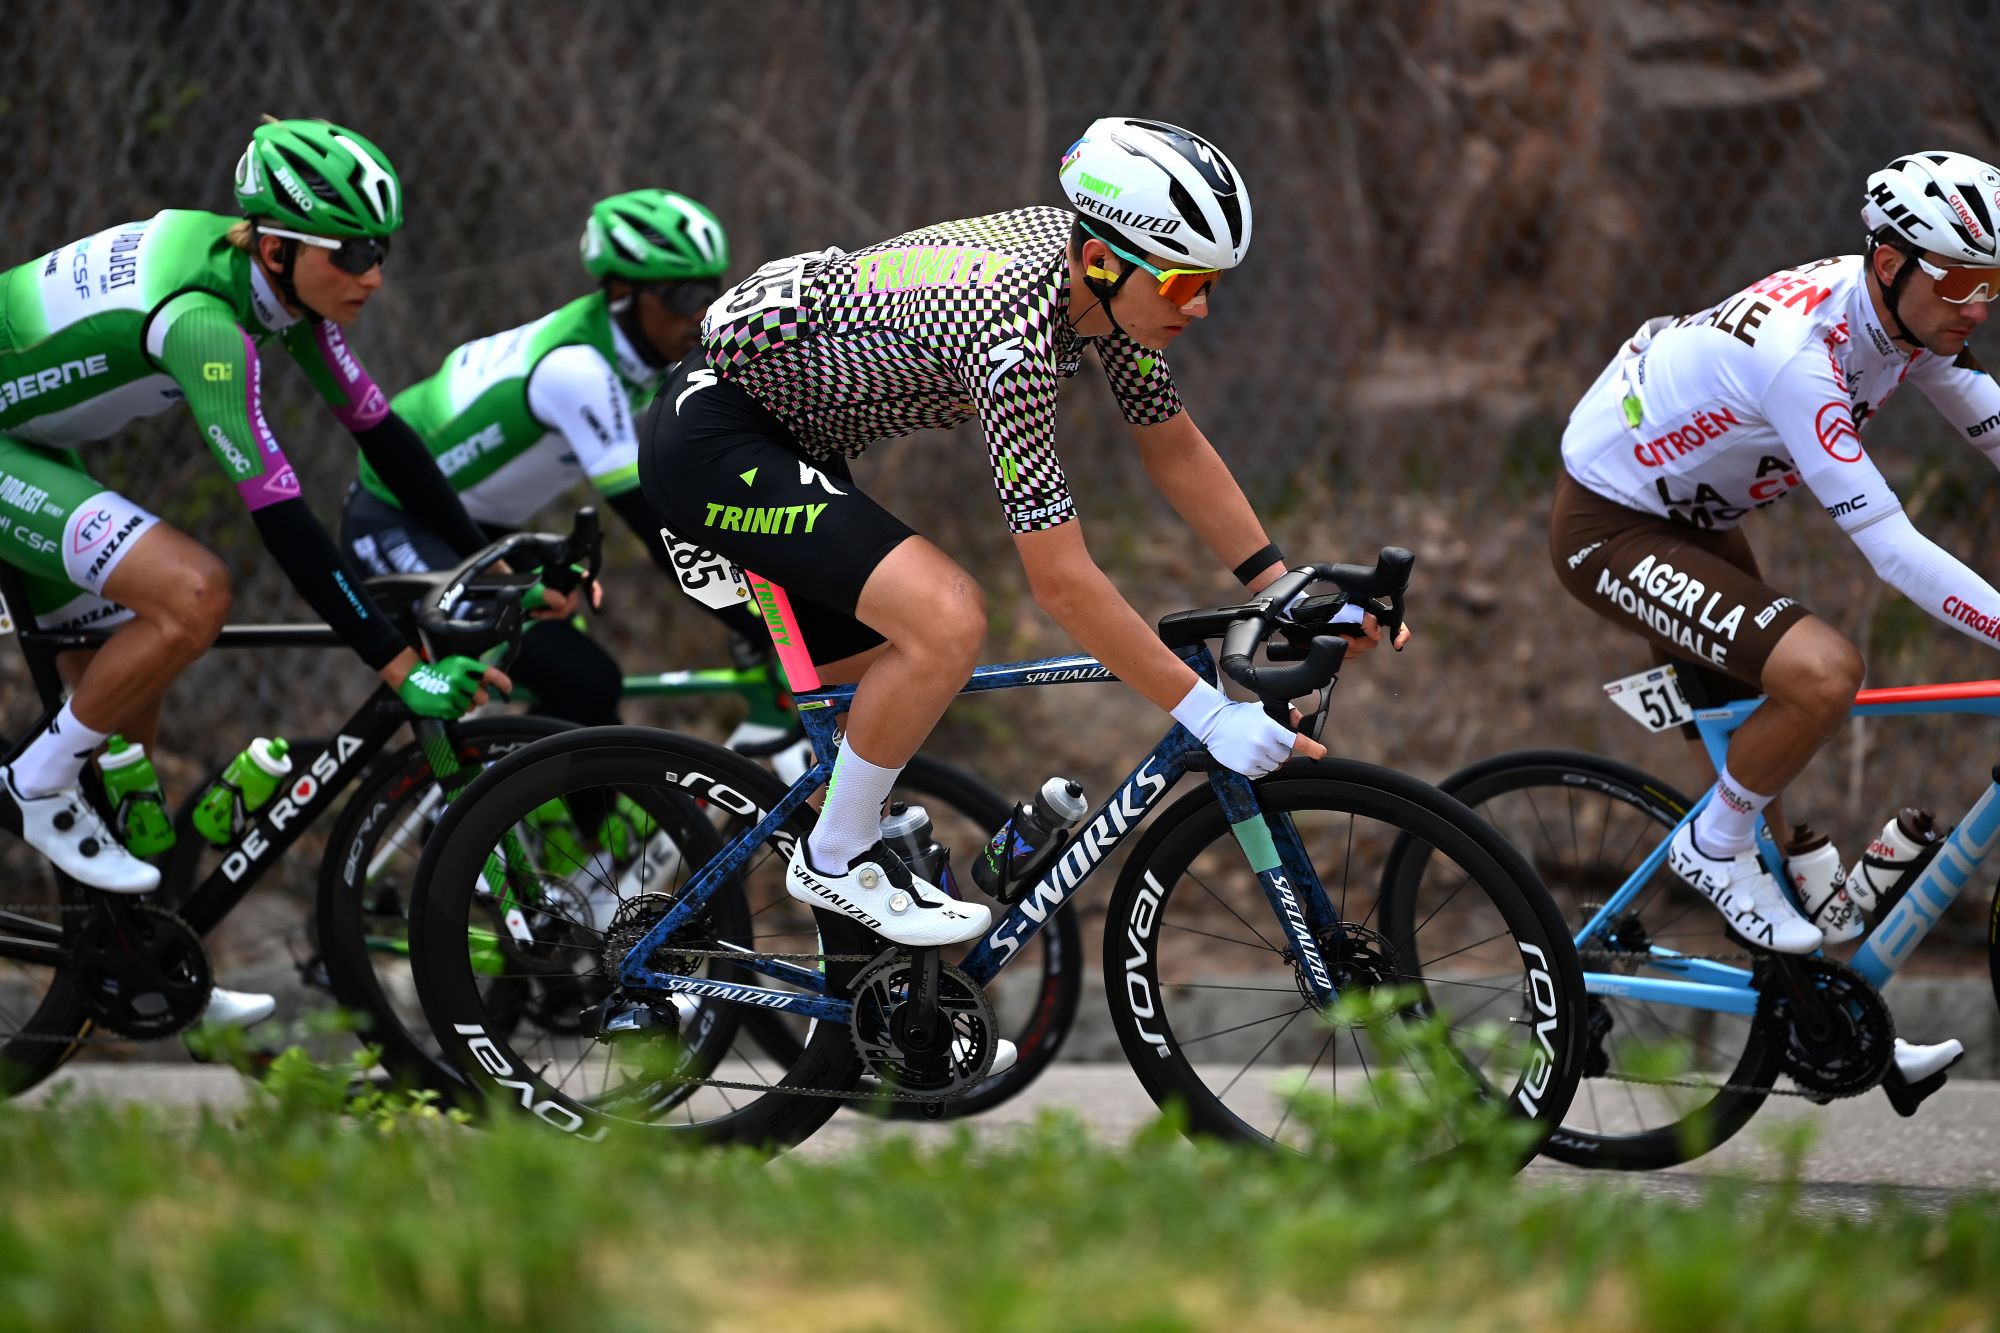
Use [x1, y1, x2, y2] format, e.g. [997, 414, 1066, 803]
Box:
[1013, 521, 1201, 712]
[1129, 412, 1281, 586]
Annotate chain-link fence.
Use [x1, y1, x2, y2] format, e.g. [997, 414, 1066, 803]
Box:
[7, 2, 2000, 953]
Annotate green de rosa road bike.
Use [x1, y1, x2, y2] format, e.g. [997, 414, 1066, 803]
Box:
[0, 515, 600, 1099]
[407, 550, 1589, 1165]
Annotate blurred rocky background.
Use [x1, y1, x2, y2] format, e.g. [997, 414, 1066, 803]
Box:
[6, 0, 2000, 1001]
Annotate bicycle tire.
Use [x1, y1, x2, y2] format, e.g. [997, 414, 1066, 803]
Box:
[1102, 758, 1586, 1169]
[314, 715, 575, 1095]
[412, 725, 868, 1149]
[1412, 749, 1778, 1170]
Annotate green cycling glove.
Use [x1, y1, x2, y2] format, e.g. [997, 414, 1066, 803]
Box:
[398, 655, 490, 720]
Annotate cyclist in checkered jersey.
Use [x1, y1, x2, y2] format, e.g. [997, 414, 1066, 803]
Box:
[640, 117, 1407, 952]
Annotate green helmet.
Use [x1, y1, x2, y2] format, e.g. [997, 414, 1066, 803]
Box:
[232, 118, 403, 238]
[580, 189, 729, 282]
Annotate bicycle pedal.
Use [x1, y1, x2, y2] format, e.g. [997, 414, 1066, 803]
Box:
[1883, 1061, 1959, 1118]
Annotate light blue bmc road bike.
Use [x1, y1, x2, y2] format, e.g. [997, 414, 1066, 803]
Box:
[1412, 672, 2000, 1169]
[408, 551, 1589, 1165]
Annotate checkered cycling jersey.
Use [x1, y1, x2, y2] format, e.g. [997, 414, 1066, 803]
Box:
[700, 206, 1182, 533]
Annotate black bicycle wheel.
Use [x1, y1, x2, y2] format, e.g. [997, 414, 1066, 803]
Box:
[1102, 759, 1586, 1168]
[737, 753, 1082, 1121]
[0, 856, 94, 1097]
[1419, 749, 1777, 1170]
[316, 715, 580, 1095]
[412, 725, 868, 1148]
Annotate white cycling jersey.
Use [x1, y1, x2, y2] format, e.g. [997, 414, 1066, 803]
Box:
[1563, 254, 2000, 649]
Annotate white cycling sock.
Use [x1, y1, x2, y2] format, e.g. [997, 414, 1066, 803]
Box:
[9, 700, 110, 798]
[1690, 762, 1772, 857]
[808, 740, 902, 873]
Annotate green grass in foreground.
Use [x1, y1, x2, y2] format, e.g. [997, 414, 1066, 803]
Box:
[0, 1049, 1994, 1333]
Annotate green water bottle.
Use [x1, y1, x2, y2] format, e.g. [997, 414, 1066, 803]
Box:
[98, 735, 176, 858]
[192, 737, 292, 846]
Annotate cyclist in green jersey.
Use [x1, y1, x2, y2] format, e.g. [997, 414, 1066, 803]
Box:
[0, 119, 518, 1025]
[342, 189, 766, 732]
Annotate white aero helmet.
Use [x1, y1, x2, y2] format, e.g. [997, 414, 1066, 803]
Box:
[1862, 150, 2000, 265]
[1059, 117, 1252, 270]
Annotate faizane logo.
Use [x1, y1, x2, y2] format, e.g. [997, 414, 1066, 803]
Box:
[85, 514, 145, 582]
[1815, 401, 1862, 462]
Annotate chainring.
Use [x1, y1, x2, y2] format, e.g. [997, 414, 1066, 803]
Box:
[1753, 956, 1894, 1098]
[849, 951, 997, 1099]
[69, 902, 213, 1039]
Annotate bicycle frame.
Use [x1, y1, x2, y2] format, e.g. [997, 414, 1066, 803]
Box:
[615, 647, 1345, 1021]
[1574, 680, 2000, 1016]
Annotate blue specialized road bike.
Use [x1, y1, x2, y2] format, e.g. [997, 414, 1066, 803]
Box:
[1413, 672, 2000, 1169]
[409, 552, 1588, 1163]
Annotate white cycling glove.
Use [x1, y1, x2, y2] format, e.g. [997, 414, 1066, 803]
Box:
[1171, 678, 1296, 778]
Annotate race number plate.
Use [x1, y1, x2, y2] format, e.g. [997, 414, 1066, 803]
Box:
[703, 252, 812, 333]
[1602, 664, 1692, 733]
[660, 527, 751, 609]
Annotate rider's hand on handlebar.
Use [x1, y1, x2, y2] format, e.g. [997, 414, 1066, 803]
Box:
[1345, 609, 1413, 655]
[389, 653, 514, 720]
[1173, 679, 1324, 777]
[523, 571, 601, 621]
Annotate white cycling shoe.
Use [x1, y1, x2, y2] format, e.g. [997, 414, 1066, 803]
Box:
[1666, 825, 1822, 954]
[0, 767, 159, 894]
[198, 987, 278, 1030]
[1894, 1036, 1964, 1084]
[786, 840, 991, 947]
[979, 1038, 1017, 1078]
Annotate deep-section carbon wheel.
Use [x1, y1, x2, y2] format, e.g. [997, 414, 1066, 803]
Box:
[411, 726, 869, 1148]
[1103, 758, 1585, 1168]
[1423, 749, 1778, 1169]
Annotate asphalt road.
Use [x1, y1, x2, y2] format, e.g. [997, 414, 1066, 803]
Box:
[21, 1062, 2000, 1215]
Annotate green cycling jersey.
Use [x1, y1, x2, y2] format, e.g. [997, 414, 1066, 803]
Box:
[358, 292, 664, 526]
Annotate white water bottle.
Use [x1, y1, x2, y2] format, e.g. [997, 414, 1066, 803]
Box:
[1845, 807, 1941, 913]
[1783, 824, 1862, 942]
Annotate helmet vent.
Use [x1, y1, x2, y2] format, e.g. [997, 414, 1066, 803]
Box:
[276, 148, 340, 204]
[619, 210, 677, 251]
[1167, 178, 1216, 243]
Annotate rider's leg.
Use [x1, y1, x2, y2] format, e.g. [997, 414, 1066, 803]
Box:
[807, 536, 984, 873]
[1686, 616, 1860, 858]
[9, 525, 230, 795]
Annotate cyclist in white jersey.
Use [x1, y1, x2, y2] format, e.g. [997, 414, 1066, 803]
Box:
[1555, 151, 2000, 1084]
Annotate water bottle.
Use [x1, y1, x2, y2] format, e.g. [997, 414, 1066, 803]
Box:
[1782, 824, 1862, 942]
[1846, 807, 1941, 913]
[879, 802, 951, 894]
[191, 737, 292, 845]
[98, 735, 175, 857]
[972, 777, 1088, 903]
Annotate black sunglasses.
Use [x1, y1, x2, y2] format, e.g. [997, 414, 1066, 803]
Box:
[259, 225, 391, 275]
[642, 278, 722, 317]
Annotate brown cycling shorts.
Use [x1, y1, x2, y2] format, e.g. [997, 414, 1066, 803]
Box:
[1549, 472, 1812, 724]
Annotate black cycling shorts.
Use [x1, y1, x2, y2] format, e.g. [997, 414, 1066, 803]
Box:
[638, 355, 908, 667]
